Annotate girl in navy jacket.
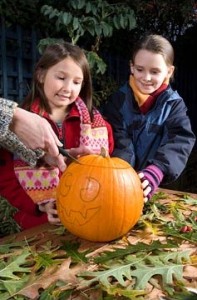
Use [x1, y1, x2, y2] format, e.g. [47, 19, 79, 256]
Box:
[103, 34, 196, 201]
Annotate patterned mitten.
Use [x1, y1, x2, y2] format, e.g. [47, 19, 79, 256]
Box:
[140, 164, 164, 200]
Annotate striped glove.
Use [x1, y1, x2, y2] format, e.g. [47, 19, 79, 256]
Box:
[138, 164, 164, 201]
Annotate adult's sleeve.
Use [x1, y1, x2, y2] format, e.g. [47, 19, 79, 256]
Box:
[0, 98, 17, 136]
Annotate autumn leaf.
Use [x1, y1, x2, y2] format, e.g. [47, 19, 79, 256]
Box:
[0, 238, 36, 254]
[0, 277, 29, 297]
[60, 240, 89, 263]
[15, 257, 87, 299]
[94, 240, 178, 264]
[0, 190, 197, 300]
[103, 284, 146, 299]
[79, 250, 190, 292]
[0, 250, 31, 280]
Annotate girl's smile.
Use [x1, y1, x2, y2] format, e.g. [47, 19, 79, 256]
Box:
[131, 49, 174, 94]
[42, 57, 83, 109]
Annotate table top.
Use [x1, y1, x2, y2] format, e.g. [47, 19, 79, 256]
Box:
[1, 188, 197, 300]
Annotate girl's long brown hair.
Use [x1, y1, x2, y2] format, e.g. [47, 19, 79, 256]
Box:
[23, 42, 93, 114]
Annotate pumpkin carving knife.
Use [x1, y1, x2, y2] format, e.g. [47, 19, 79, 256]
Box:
[58, 146, 81, 164]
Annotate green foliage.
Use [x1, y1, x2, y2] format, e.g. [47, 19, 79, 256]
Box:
[0, 196, 21, 237]
[41, 0, 136, 47]
[93, 73, 118, 107]
[60, 240, 90, 263]
[86, 51, 107, 74]
[0, 0, 38, 27]
[1, 0, 196, 106]
[0, 190, 197, 299]
[39, 0, 136, 105]
[94, 240, 177, 264]
[79, 250, 190, 290]
[0, 250, 31, 280]
[127, 0, 197, 41]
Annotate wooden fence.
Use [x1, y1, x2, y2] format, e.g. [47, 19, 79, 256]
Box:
[0, 19, 39, 104]
[0, 19, 196, 147]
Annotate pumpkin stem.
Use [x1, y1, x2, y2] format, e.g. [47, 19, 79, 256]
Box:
[100, 147, 108, 158]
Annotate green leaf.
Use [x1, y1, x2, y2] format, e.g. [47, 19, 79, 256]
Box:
[0, 238, 35, 254]
[128, 13, 136, 30]
[133, 263, 183, 290]
[0, 250, 31, 280]
[119, 15, 125, 28]
[113, 15, 120, 30]
[79, 250, 189, 291]
[72, 17, 79, 30]
[163, 224, 197, 243]
[103, 284, 146, 299]
[41, 5, 52, 16]
[181, 195, 197, 205]
[85, 2, 92, 14]
[94, 240, 177, 263]
[34, 252, 56, 270]
[60, 241, 89, 263]
[95, 25, 102, 36]
[86, 51, 107, 75]
[62, 12, 70, 25]
[101, 22, 112, 37]
[1, 277, 29, 295]
[49, 8, 59, 19]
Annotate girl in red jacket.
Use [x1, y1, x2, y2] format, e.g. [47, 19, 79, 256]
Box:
[0, 42, 114, 233]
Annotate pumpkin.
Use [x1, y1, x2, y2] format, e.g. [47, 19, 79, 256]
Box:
[56, 151, 144, 242]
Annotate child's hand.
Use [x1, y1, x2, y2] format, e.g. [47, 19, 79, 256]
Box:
[138, 172, 152, 203]
[68, 145, 96, 158]
[138, 165, 164, 202]
[38, 200, 61, 225]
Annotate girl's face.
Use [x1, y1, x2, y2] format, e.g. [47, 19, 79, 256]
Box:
[41, 57, 83, 110]
[131, 49, 174, 94]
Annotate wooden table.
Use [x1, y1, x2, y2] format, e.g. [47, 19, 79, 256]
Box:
[1, 188, 197, 300]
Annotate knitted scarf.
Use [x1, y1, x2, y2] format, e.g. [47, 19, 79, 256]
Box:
[13, 97, 109, 204]
[129, 75, 169, 114]
[75, 97, 109, 153]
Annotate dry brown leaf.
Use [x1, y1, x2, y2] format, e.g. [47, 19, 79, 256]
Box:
[184, 265, 197, 279]
[18, 257, 87, 299]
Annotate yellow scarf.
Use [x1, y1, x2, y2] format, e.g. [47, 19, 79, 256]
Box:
[129, 75, 169, 113]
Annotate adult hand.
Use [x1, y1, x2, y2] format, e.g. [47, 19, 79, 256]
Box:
[44, 153, 67, 173]
[11, 107, 62, 157]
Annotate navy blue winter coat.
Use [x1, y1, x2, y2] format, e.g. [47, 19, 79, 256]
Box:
[102, 82, 196, 184]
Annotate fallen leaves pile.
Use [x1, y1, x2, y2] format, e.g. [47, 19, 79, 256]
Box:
[1, 189, 197, 300]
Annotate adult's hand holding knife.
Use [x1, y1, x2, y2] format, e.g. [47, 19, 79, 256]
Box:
[58, 146, 81, 164]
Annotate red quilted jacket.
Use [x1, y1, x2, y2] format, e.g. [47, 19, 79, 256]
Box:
[0, 99, 114, 230]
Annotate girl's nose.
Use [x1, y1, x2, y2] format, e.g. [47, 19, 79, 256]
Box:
[143, 73, 151, 81]
[63, 80, 72, 91]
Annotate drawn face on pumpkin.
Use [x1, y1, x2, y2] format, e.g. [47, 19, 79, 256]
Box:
[57, 172, 101, 225]
[56, 154, 144, 242]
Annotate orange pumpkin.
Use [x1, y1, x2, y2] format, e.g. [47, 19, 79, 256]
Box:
[56, 152, 144, 242]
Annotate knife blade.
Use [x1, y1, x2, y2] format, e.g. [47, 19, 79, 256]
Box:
[58, 147, 81, 164]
